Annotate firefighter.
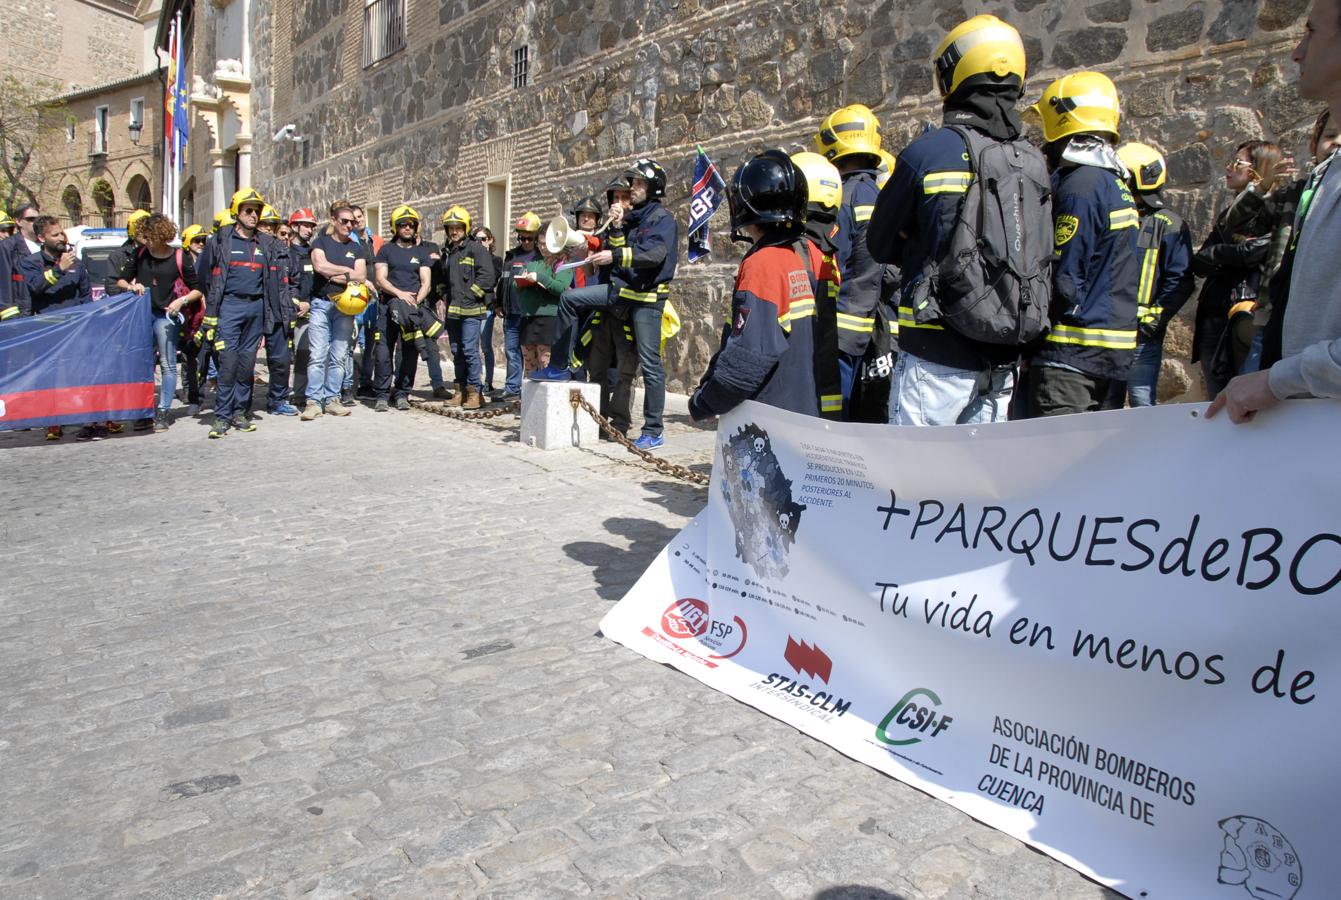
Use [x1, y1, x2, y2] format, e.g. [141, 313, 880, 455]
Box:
[286, 208, 318, 408]
[211, 209, 234, 234]
[790, 151, 846, 419]
[372, 204, 438, 411]
[689, 150, 825, 419]
[258, 205, 283, 236]
[1104, 143, 1195, 408]
[1025, 71, 1140, 416]
[0, 210, 16, 321]
[104, 209, 150, 298]
[438, 205, 495, 408]
[197, 188, 291, 437]
[814, 104, 884, 419]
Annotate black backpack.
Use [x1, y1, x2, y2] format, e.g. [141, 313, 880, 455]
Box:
[912, 126, 1052, 345]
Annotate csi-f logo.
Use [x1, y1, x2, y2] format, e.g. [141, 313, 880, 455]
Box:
[875, 688, 953, 746]
[659, 599, 747, 659]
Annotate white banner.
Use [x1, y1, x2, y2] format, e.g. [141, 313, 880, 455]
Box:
[600, 400, 1341, 899]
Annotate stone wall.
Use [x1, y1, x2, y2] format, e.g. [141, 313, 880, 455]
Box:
[249, 0, 1316, 396]
[3, 0, 142, 94]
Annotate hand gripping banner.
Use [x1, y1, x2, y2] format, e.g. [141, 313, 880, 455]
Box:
[601, 400, 1339, 899]
[0, 292, 155, 430]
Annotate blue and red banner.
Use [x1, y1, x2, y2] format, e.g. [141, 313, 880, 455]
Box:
[0, 292, 154, 430]
[688, 146, 727, 263]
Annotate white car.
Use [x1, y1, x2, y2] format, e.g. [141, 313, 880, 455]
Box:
[65, 226, 130, 300]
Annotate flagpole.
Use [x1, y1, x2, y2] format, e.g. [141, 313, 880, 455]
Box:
[172, 12, 183, 223]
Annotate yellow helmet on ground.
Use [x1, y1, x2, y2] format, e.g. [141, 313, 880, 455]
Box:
[259, 204, 282, 225]
[441, 205, 471, 232]
[391, 204, 421, 228]
[814, 104, 881, 162]
[1116, 142, 1167, 192]
[212, 209, 235, 233]
[181, 224, 206, 245]
[789, 151, 843, 222]
[127, 208, 151, 238]
[1032, 71, 1121, 144]
[934, 14, 1027, 99]
[875, 149, 897, 189]
[230, 187, 265, 216]
[334, 282, 371, 316]
[514, 211, 542, 233]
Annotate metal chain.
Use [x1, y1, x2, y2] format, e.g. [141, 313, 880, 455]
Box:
[408, 397, 520, 420]
[569, 389, 710, 486]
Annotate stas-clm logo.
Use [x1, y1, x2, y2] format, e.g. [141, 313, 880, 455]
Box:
[875, 687, 954, 746]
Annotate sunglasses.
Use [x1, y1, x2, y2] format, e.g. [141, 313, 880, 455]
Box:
[21, 216, 38, 222]
[337, 217, 355, 226]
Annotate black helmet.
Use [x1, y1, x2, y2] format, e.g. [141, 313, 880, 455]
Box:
[604, 175, 632, 208]
[728, 149, 808, 243]
[622, 158, 667, 202]
[569, 195, 603, 219]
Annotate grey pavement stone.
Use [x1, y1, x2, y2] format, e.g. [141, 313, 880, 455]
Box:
[0, 387, 1117, 900]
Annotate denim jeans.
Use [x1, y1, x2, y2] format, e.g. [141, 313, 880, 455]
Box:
[628, 304, 665, 437]
[445, 317, 483, 388]
[549, 284, 613, 368]
[503, 314, 523, 394]
[1103, 339, 1161, 409]
[888, 351, 1014, 426]
[152, 314, 181, 411]
[214, 296, 264, 422]
[306, 298, 354, 408]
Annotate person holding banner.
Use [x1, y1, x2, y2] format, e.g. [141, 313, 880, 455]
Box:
[1210, 0, 1341, 422]
[689, 150, 827, 421]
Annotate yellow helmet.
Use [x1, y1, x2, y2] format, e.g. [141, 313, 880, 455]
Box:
[230, 187, 265, 217]
[1032, 71, 1121, 144]
[875, 149, 897, 189]
[391, 204, 421, 228]
[212, 209, 235, 233]
[0, 209, 14, 228]
[514, 211, 542, 233]
[334, 282, 371, 316]
[934, 14, 1027, 99]
[789, 151, 843, 221]
[127, 208, 151, 237]
[814, 104, 881, 162]
[181, 224, 206, 245]
[441, 205, 471, 232]
[1116, 142, 1167, 192]
[259, 204, 282, 225]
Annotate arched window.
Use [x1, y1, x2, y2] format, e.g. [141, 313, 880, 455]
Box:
[127, 175, 152, 213]
[61, 184, 84, 225]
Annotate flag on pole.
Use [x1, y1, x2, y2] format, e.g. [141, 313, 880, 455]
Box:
[161, 17, 178, 216]
[687, 146, 727, 263]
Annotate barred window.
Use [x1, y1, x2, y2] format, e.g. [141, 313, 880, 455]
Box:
[363, 0, 406, 68]
[513, 45, 529, 89]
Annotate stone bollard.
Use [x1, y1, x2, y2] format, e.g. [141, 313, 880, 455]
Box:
[519, 379, 601, 450]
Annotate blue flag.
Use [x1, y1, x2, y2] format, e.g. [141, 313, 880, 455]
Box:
[0, 293, 155, 430]
[688, 147, 727, 263]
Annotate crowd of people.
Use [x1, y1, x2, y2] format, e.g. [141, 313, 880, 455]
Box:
[2, 1, 1338, 444]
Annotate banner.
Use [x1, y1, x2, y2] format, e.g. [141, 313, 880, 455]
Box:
[0, 292, 154, 430]
[687, 146, 726, 263]
[601, 400, 1340, 899]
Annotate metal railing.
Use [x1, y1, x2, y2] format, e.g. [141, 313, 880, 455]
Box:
[363, 0, 406, 68]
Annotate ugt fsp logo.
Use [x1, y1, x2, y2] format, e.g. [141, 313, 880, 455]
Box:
[875, 688, 953, 746]
[1216, 816, 1301, 900]
[658, 598, 746, 659]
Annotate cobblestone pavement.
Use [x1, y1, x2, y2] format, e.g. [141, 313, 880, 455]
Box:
[0, 387, 1118, 900]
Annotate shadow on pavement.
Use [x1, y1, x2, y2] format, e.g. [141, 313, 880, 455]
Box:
[813, 888, 909, 900]
[641, 479, 709, 518]
[563, 515, 679, 601]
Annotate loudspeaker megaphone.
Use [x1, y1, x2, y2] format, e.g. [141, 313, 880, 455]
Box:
[544, 216, 600, 255]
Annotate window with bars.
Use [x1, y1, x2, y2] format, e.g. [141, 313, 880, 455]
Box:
[363, 0, 406, 68]
[513, 45, 529, 88]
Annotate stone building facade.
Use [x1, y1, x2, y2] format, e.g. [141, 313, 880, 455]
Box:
[3, 0, 151, 94]
[236, 0, 1312, 396]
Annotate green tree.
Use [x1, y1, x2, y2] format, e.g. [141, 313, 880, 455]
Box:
[0, 75, 63, 212]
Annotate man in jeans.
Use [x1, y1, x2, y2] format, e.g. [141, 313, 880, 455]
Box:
[531, 159, 679, 451]
[303, 202, 369, 420]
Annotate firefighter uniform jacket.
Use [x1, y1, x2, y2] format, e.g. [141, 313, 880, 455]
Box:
[0, 240, 16, 320]
[196, 225, 290, 334]
[832, 169, 882, 357]
[19, 250, 92, 312]
[1134, 206, 1194, 343]
[606, 201, 678, 309]
[1031, 163, 1140, 380]
[2, 233, 32, 318]
[287, 240, 315, 304]
[868, 125, 1022, 371]
[801, 227, 844, 418]
[689, 238, 826, 419]
[439, 237, 494, 319]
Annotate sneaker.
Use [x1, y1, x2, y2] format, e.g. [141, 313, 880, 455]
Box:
[105, 421, 125, 434]
[528, 365, 572, 382]
[300, 404, 324, 421]
[340, 388, 357, 407]
[133, 417, 153, 431]
[231, 417, 258, 433]
[633, 433, 664, 451]
[76, 425, 99, 442]
[395, 396, 410, 411]
[153, 410, 170, 432]
[241, 409, 258, 421]
[374, 398, 389, 412]
[326, 402, 351, 417]
[45, 426, 63, 441]
[208, 418, 230, 439]
[268, 402, 300, 416]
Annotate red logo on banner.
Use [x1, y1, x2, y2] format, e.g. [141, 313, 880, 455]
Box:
[784, 636, 832, 683]
[662, 598, 710, 639]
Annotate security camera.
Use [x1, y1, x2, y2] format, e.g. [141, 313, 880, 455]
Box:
[273, 123, 299, 142]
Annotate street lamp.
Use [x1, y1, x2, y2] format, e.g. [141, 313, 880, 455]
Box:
[128, 120, 142, 144]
